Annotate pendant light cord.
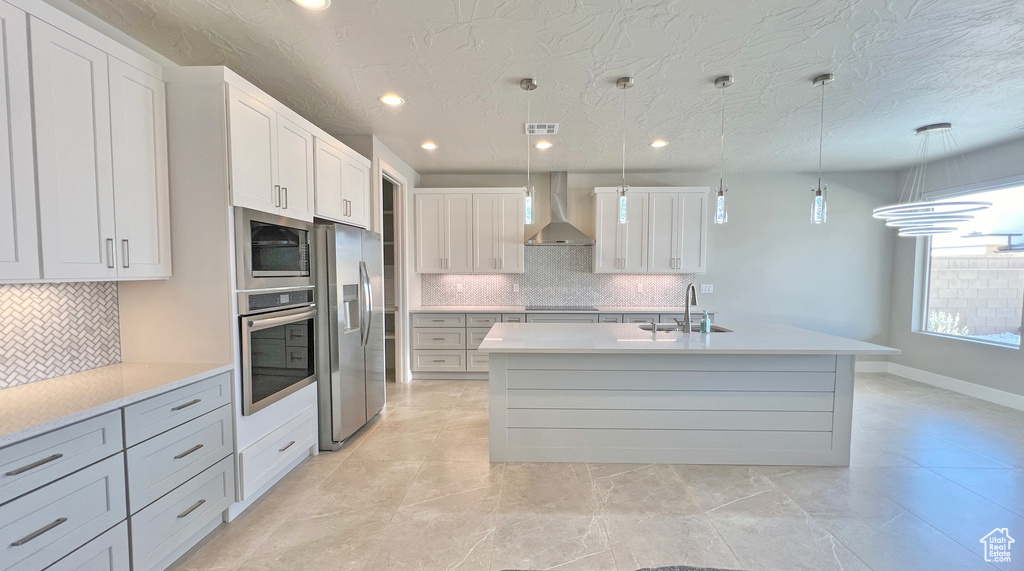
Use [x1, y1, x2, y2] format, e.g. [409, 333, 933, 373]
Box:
[621, 86, 627, 190]
[719, 83, 726, 190]
[526, 91, 531, 191]
[817, 80, 825, 190]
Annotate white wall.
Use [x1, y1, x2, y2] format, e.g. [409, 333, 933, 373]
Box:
[887, 136, 1024, 396]
[420, 170, 899, 344]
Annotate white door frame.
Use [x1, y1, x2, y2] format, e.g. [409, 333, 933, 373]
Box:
[378, 159, 412, 383]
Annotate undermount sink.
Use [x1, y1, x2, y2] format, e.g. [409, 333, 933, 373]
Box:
[636, 323, 733, 333]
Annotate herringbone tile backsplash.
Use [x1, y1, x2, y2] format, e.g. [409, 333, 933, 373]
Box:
[421, 246, 695, 306]
[0, 282, 121, 389]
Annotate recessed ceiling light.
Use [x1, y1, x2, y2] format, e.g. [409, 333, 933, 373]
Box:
[379, 94, 405, 106]
[291, 0, 330, 10]
[650, 140, 668, 148]
[535, 141, 553, 150]
[421, 142, 438, 150]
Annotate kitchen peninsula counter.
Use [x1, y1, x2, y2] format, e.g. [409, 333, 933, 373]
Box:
[479, 323, 898, 466]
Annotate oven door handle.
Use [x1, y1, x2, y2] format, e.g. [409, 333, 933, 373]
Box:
[247, 306, 317, 332]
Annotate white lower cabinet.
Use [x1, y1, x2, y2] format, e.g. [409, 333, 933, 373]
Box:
[46, 521, 129, 571]
[0, 454, 127, 571]
[411, 349, 467, 372]
[238, 407, 316, 500]
[130, 456, 234, 571]
[467, 351, 490, 372]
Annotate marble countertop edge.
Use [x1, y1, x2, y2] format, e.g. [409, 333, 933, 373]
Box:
[0, 362, 235, 448]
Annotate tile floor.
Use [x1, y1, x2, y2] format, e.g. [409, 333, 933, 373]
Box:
[168, 373, 1024, 571]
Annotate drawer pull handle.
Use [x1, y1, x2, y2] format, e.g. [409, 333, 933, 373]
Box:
[10, 517, 67, 546]
[171, 398, 202, 411]
[432, 359, 446, 363]
[279, 440, 296, 452]
[5, 453, 64, 476]
[431, 319, 444, 322]
[174, 444, 205, 459]
[432, 337, 445, 341]
[177, 499, 206, 519]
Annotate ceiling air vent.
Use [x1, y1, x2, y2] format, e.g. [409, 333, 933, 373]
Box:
[525, 123, 559, 135]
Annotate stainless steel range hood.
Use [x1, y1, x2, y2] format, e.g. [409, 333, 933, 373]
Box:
[526, 172, 594, 245]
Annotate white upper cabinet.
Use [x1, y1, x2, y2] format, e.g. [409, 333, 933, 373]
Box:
[31, 17, 117, 280]
[593, 191, 647, 274]
[0, 3, 39, 281]
[341, 156, 370, 229]
[275, 115, 314, 220]
[414, 193, 445, 273]
[415, 189, 524, 274]
[228, 87, 279, 215]
[473, 193, 524, 273]
[444, 193, 474, 273]
[109, 57, 171, 279]
[227, 86, 317, 222]
[313, 137, 371, 228]
[594, 187, 708, 274]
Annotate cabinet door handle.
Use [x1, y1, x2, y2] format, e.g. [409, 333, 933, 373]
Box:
[279, 440, 296, 452]
[122, 240, 130, 268]
[173, 444, 204, 460]
[171, 398, 201, 411]
[282, 187, 288, 209]
[106, 238, 115, 268]
[5, 453, 63, 476]
[10, 517, 67, 546]
[274, 185, 281, 207]
[498, 258, 503, 270]
[177, 499, 206, 519]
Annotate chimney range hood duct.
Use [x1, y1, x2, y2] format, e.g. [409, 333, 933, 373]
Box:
[526, 172, 594, 245]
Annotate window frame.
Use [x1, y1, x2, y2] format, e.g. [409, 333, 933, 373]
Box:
[911, 175, 1024, 350]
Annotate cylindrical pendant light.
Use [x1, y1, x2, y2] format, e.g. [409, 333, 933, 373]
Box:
[713, 75, 733, 225]
[616, 77, 633, 225]
[520, 78, 537, 226]
[810, 74, 833, 224]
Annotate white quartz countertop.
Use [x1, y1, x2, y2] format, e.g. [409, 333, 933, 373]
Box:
[0, 362, 233, 447]
[477, 323, 900, 356]
[410, 306, 714, 314]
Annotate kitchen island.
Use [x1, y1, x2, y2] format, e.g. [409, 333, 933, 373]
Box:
[478, 323, 898, 466]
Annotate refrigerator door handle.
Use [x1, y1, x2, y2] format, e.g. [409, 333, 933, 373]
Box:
[359, 261, 372, 347]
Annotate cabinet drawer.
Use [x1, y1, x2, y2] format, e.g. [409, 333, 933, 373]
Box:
[126, 405, 233, 513]
[467, 350, 490, 372]
[501, 314, 526, 323]
[412, 327, 466, 350]
[411, 350, 466, 372]
[526, 313, 599, 323]
[598, 314, 623, 323]
[412, 313, 466, 328]
[238, 407, 315, 500]
[123, 372, 231, 446]
[467, 327, 491, 350]
[622, 313, 659, 324]
[466, 313, 500, 327]
[0, 454, 126, 571]
[130, 456, 233, 571]
[46, 521, 128, 571]
[0, 411, 122, 505]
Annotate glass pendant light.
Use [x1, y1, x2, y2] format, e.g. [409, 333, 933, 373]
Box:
[810, 74, 833, 224]
[713, 75, 733, 224]
[520, 78, 537, 225]
[616, 77, 633, 225]
[871, 123, 991, 236]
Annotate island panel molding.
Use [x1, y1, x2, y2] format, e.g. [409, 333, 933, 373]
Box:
[0, 282, 120, 388]
[421, 245, 695, 306]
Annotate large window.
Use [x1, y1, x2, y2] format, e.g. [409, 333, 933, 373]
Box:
[922, 185, 1024, 348]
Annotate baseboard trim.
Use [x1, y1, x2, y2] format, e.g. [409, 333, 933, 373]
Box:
[866, 362, 1024, 412]
[854, 361, 889, 373]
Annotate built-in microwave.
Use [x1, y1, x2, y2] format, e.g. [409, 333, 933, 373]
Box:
[239, 287, 317, 415]
[235, 208, 314, 291]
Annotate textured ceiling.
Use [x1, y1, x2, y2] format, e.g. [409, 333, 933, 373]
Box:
[71, 0, 1024, 174]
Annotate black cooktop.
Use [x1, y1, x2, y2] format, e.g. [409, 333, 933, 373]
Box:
[524, 305, 600, 311]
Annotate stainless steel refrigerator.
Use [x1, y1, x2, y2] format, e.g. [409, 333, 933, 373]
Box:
[314, 223, 386, 450]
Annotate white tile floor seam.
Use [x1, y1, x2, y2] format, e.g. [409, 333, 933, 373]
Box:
[167, 373, 1024, 571]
